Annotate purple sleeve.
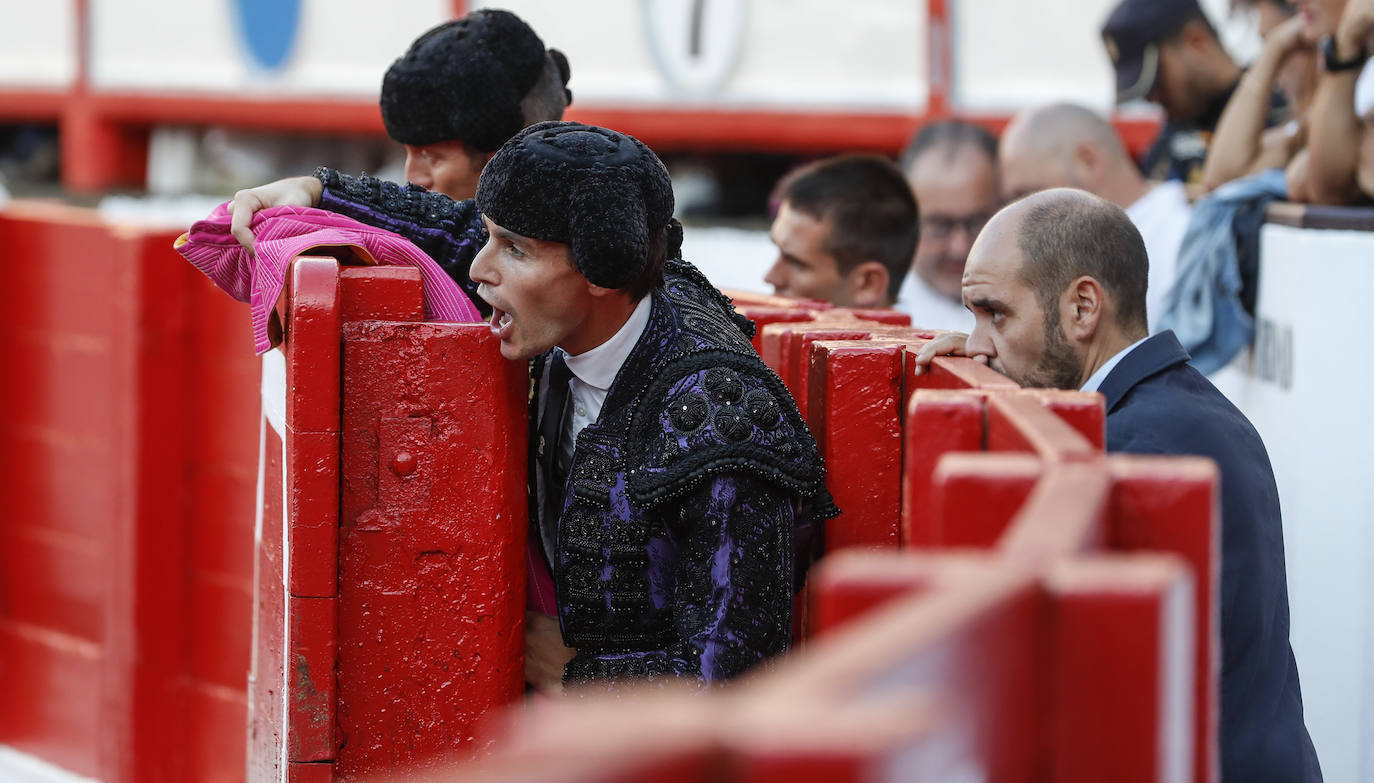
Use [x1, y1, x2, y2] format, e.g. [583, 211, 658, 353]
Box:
[312, 167, 491, 316]
[566, 473, 795, 685]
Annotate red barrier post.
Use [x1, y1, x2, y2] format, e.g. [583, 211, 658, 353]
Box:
[807, 341, 905, 551]
[1045, 554, 1196, 783]
[901, 391, 987, 547]
[338, 316, 527, 776]
[250, 260, 528, 781]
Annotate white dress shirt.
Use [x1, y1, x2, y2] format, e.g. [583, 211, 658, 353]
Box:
[1080, 336, 1149, 393]
[536, 295, 653, 512]
[1124, 181, 1191, 333]
[893, 271, 974, 332]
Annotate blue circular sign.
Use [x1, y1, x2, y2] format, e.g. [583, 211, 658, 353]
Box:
[232, 0, 302, 71]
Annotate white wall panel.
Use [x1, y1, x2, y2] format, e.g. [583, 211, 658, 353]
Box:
[88, 0, 449, 95]
[0, 0, 77, 88]
[479, 0, 927, 111]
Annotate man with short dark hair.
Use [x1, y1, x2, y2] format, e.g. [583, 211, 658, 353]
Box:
[763, 155, 919, 308]
[896, 120, 998, 331]
[913, 188, 1322, 782]
[1103, 0, 1280, 184]
[230, 123, 836, 694]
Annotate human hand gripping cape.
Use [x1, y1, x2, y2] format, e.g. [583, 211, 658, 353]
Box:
[175, 202, 482, 354]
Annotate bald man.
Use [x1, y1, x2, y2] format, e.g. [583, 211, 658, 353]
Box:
[913, 188, 1321, 783]
[999, 103, 1191, 332]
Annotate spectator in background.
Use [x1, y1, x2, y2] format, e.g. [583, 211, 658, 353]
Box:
[1204, 0, 1319, 191]
[1297, 0, 1374, 203]
[912, 189, 1322, 783]
[895, 121, 997, 331]
[763, 155, 919, 308]
[1102, 0, 1283, 186]
[1000, 103, 1191, 331]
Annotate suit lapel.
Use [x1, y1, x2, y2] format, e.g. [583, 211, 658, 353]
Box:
[1097, 331, 1192, 412]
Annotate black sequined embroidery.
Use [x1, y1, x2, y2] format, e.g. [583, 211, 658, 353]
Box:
[745, 389, 783, 431]
[669, 393, 709, 433]
[712, 405, 753, 442]
[704, 367, 744, 404]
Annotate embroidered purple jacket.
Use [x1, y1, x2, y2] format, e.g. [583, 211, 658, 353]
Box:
[315, 169, 836, 685]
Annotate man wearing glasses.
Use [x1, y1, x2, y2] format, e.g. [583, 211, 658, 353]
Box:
[896, 120, 1001, 331]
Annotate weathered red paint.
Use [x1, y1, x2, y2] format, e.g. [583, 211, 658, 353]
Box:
[807, 341, 905, 551]
[340, 266, 426, 324]
[338, 318, 527, 777]
[908, 354, 1020, 392]
[788, 329, 873, 420]
[251, 422, 288, 783]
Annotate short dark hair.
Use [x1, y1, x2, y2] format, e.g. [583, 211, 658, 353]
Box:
[520, 52, 572, 126]
[625, 221, 674, 300]
[777, 155, 920, 302]
[1016, 192, 1149, 334]
[900, 120, 998, 172]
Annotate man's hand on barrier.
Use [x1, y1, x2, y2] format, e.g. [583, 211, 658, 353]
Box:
[525, 611, 577, 696]
[911, 331, 974, 375]
[227, 176, 324, 253]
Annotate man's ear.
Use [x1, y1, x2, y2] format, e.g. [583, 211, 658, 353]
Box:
[845, 261, 892, 308]
[1073, 142, 1101, 182]
[1063, 275, 1105, 341]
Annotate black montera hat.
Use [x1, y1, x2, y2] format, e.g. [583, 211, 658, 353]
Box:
[1102, 0, 1206, 103]
[381, 9, 572, 151]
[475, 121, 679, 290]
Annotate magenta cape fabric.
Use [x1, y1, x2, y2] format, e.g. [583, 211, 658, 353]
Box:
[175, 203, 483, 354]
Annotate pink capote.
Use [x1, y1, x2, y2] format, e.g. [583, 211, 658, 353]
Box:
[175, 203, 482, 354]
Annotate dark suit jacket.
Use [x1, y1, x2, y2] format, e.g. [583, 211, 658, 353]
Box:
[1100, 331, 1321, 782]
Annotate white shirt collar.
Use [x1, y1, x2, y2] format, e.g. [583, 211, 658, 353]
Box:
[1080, 336, 1149, 393]
[563, 295, 652, 391]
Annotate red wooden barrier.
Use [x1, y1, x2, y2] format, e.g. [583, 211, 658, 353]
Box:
[418, 545, 1195, 783]
[0, 203, 260, 783]
[1, 248, 1222, 783]
[250, 259, 527, 782]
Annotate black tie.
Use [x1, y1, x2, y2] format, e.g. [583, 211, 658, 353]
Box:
[537, 351, 573, 562]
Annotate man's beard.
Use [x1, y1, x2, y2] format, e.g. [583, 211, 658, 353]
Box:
[1015, 308, 1083, 390]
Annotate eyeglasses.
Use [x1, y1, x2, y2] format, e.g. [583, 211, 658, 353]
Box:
[920, 211, 994, 241]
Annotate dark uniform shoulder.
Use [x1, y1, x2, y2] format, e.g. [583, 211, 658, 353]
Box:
[626, 352, 825, 508]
